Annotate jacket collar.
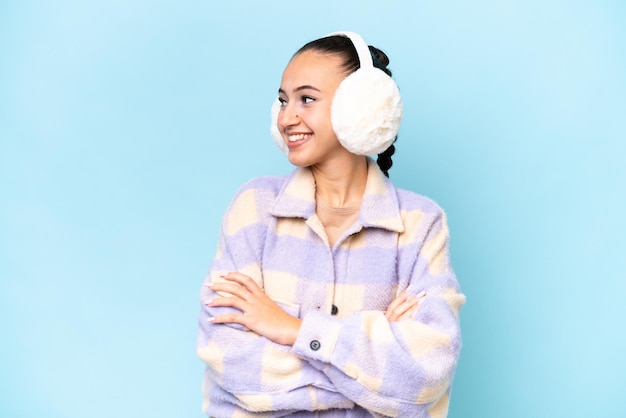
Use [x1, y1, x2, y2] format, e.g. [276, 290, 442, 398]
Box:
[270, 158, 405, 233]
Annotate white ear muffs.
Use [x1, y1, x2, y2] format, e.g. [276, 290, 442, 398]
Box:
[270, 99, 289, 154]
[270, 31, 402, 156]
[329, 31, 403, 156]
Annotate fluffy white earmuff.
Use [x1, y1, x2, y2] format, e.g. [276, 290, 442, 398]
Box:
[270, 31, 403, 156]
[270, 99, 288, 154]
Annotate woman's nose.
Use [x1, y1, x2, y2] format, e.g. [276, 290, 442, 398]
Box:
[278, 103, 299, 127]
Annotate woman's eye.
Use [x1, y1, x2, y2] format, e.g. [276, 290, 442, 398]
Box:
[278, 97, 287, 107]
[302, 96, 314, 104]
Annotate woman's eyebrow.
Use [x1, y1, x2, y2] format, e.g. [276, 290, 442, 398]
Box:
[278, 85, 321, 94]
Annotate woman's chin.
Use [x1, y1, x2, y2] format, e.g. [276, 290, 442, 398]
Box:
[287, 154, 311, 167]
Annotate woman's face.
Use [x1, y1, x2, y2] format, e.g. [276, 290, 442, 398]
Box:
[277, 50, 352, 168]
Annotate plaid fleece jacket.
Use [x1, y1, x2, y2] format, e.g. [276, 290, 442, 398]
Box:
[197, 159, 465, 417]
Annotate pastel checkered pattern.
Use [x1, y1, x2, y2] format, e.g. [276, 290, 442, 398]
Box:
[197, 159, 465, 417]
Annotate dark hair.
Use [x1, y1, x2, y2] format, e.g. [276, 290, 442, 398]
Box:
[296, 35, 398, 178]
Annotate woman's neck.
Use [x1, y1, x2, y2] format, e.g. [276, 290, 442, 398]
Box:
[311, 155, 368, 208]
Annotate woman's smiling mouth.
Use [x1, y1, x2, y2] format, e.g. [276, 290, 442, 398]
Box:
[288, 133, 312, 142]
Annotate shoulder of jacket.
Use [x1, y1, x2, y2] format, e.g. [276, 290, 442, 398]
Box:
[225, 175, 291, 220]
[395, 187, 446, 216]
[232, 175, 289, 199]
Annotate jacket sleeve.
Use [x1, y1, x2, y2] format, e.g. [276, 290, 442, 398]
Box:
[196, 183, 354, 414]
[290, 209, 466, 417]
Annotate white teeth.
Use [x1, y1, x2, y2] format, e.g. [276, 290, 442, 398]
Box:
[288, 134, 309, 142]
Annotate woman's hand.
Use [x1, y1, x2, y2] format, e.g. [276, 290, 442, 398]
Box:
[385, 290, 426, 322]
[206, 272, 302, 346]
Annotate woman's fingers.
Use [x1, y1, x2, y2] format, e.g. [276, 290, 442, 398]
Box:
[222, 272, 262, 293]
[205, 272, 261, 300]
[387, 297, 416, 322]
[207, 293, 246, 309]
[397, 306, 418, 321]
[385, 291, 407, 320]
[204, 271, 301, 345]
[209, 312, 244, 325]
[208, 282, 250, 301]
[386, 290, 427, 322]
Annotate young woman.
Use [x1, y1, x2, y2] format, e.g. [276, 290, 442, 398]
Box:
[197, 31, 465, 417]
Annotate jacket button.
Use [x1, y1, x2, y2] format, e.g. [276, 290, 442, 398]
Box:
[310, 340, 321, 351]
[331, 305, 338, 315]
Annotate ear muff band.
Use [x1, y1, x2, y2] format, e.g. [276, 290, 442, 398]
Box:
[270, 31, 403, 156]
[326, 31, 373, 68]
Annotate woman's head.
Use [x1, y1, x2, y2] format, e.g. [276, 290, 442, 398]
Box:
[271, 32, 402, 176]
[295, 35, 393, 78]
[276, 49, 349, 168]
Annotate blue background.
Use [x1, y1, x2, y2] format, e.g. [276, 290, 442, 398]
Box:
[1, 1, 625, 417]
